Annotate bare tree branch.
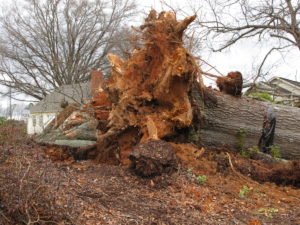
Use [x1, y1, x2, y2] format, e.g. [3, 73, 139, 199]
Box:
[194, 0, 300, 52]
[0, 0, 136, 100]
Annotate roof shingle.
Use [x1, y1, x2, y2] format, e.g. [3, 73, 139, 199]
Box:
[30, 82, 91, 113]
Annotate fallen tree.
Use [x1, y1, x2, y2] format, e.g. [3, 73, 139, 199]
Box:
[92, 10, 300, 162]
[37, 10, 300, 166]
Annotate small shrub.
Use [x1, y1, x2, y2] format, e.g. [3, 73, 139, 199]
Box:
[196, 175, 207, 184]
[258, 208, 279, 218]
[0, 120, 27, 146]
[187, 168, 193, 174]
[239, 185, 250, 198]
[240, 146, 259, 158]
[0, 116, 6, 125]
[270, 145, 281, 158]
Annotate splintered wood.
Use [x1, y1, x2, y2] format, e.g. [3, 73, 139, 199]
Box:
[104, 11, 198, 142]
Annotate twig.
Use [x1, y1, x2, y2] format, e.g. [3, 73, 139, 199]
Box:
[198, 58, 224, 76]
[19, 162, 31, 192]
[26, 205, 40, 225]
[0, 210, 10, 223]
[201, 71, 222, 79]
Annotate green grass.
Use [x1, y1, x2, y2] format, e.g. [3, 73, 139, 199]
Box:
[247, 92, 274, 102]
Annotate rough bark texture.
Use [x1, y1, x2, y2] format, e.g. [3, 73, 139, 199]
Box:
[194, 88, 300, 160]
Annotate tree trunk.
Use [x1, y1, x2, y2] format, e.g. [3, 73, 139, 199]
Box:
[192, 88, 300, 160]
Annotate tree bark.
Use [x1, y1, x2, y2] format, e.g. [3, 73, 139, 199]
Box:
[192, 88, 300, 160]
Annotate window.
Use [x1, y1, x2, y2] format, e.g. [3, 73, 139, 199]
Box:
[32, 115, 36, 127]
[39, 115, 43, 127]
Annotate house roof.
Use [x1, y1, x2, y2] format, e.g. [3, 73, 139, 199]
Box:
[244, 81, 273, 94]
[30, 82, 91, 114]
[246, 77, 300, 95]
[265, 82, 291, 95]
[278, 77, 300, 87]
[269, 77, 300, 96]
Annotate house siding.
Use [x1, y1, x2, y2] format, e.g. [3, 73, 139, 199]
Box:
[27, 112, 56, 135]
[27, 82, 91, 135]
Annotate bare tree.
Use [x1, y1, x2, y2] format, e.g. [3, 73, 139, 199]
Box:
[188, 0, 300, 81]
[0, 0, 136, 100]
[196, 0, 300, 51]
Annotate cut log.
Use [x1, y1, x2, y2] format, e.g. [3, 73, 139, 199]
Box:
[192, 88, 300, 160]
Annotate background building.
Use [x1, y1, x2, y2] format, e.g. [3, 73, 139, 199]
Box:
[27, 83, 91, 134]
[245, 77, 300, 107]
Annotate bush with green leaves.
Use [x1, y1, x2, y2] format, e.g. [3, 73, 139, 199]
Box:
[0, 116, 6, 125]
[258, 208, 279, 218]
[240, 146, 259, 158]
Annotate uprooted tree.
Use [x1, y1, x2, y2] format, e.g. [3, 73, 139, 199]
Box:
[95, 10, 300, 160]
[39, 10, 300, 172]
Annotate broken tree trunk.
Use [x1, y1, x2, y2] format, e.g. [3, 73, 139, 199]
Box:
[192, 88, 300, 160]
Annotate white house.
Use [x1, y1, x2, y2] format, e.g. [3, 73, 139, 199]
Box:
[27, 82, 91, 134]
[245, 77, 300, 107]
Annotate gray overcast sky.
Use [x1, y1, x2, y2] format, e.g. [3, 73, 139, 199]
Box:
[0, 0, 299, 105]
[137, 0, 300, 86]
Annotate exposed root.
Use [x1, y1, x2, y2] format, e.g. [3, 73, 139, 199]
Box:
[95, 10, 201, 161]
[226, 152, 255, 184]
[216, 71, 243, 96]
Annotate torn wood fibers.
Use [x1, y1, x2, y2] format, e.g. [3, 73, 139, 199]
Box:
[93, 11, 204, 162]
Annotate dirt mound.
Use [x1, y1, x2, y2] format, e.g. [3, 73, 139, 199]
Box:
[128, 139, 178, 177]
[268, 160, 300, 187]
[166, 142, 300, 189]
